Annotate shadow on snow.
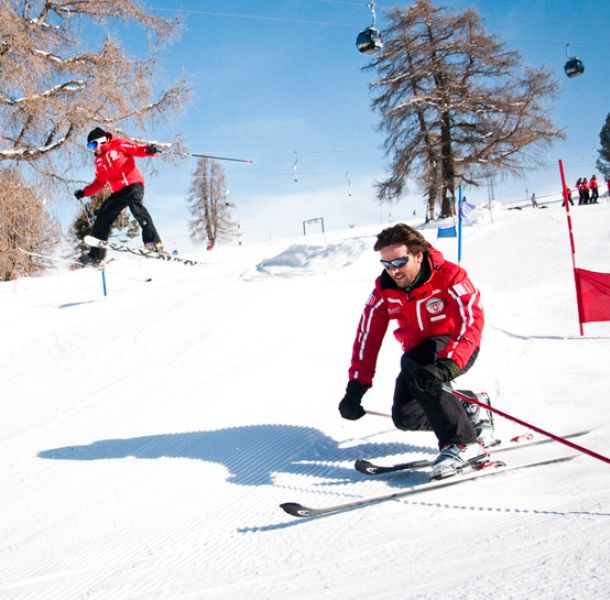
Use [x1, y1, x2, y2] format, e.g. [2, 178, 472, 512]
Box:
[38, 423, 433, 486]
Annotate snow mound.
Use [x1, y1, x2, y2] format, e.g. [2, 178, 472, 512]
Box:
[245, 238, 367, 279]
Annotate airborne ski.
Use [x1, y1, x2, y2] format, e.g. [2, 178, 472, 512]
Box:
[84, 235, 202, 266]
[354, 427, 594, 475]
[19, 247, 111, 270]
[19, 248, 153, 283]
[280, 454, 576, 518]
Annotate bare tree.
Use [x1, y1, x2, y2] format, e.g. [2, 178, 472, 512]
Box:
[0, 168, 59, 280]
[187, 158, 239, 248]
[0, 0, 189, 186]
[366, 0, 563, 219]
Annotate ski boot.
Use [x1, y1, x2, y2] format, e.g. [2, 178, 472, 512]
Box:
[431, 442, 490, 479]
[461, 392, 496, 447]
[144, 241, 165, 253]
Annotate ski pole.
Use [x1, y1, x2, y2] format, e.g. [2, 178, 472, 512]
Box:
[365, 409, 392, 418]
[145, 141, 253, 164]
[187, 152, 253, 164]
[167, 148, 253, 164]
[149, 141, 253, 164]
[444, 386, 610, 466]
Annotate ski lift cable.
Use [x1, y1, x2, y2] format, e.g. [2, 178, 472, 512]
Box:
[147, 3, 600, 31]
[319, 1, 366, 6]
[147, 6, 361, 28]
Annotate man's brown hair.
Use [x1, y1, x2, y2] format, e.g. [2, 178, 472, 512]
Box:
[373, 223, 430, 253]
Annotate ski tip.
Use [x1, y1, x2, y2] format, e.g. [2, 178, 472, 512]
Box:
[354, 458, 378, 474]
[280, 502, 313, 518]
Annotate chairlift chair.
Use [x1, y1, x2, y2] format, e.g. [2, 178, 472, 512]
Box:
[564, 57, 585, 77]
[564, 43, 585, 78]
[356, 27, 383, 54]
[356, 1, 383, 54]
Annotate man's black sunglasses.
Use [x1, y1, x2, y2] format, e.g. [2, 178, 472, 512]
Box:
[380, 256, 410, 270]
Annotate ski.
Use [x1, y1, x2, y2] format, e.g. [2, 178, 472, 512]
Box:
[280, 454, 576, 518]
[84, 235, 202, 266]
[354, 427, 594, 475]
[19, 247, 111, 271]
[19, 248, 152, 282]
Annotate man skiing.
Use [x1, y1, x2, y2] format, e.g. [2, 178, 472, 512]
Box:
[338, 223, 494, 479]
[75, 127, 164, 265]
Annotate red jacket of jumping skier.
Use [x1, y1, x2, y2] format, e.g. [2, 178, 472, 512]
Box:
[83, 137, 154, 197]
[349, 246, 484, 386]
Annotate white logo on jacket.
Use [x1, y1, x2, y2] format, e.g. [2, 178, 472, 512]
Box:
[425, 297, 444, 314]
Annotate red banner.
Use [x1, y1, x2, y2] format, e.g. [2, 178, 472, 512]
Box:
[575, 268, 610, 323]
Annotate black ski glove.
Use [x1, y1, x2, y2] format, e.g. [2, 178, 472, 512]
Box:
[74, 189, 85, 200]
[145, 144, 160, 155]
[413, 359, 460, 393]
[338, 380, 370, 420]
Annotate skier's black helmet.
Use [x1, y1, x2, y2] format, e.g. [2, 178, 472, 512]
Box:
[87, 127, 109, 143]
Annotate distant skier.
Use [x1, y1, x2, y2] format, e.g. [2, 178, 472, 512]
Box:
[75, 127, 164, 265]
[590, 174, 599, 203]
[338, 223, 494, 479]
[580, 178, 590, 205]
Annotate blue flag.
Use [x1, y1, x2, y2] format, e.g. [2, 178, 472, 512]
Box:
[437, 225, 457, 238]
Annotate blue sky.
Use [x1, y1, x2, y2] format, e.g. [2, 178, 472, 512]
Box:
[80, 0, 609, 246]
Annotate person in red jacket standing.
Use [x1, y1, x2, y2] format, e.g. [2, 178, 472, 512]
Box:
[75, 127, 164, 265]
[590, 174, 599, 203]
[581, 178, 590, 205]
[338, 223, 493, 479]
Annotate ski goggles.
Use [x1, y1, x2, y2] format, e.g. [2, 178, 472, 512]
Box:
[87, 136, 107, 150]
[380, 255, 411, 270]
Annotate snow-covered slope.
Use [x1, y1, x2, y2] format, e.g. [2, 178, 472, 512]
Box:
[1, 202, 609, 599]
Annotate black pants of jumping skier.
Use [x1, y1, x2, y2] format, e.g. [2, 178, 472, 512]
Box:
[88, 183, 161, 261]
[391, 336, 479, 448]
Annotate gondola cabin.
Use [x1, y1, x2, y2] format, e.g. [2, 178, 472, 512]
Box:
[564, 57, 585, 77]
[356, 27, 383, 54]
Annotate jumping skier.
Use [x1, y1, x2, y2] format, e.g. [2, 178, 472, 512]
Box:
[75, 127, 164, 265]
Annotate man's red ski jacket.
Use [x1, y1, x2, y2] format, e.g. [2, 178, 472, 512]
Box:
[83, 138, 153, 197]
[349, 245, 484, 386]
